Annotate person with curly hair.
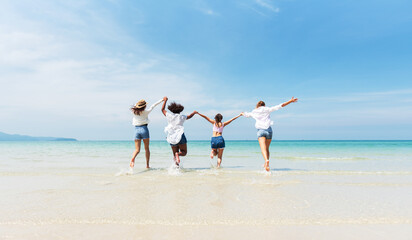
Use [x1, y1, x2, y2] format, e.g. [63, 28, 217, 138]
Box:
[130, 97, 165, 169]
[242, 97, 298, 172]
[161, 97, 196, 166]
[195, 112, 242, 168]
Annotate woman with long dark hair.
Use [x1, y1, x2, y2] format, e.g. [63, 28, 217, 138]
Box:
[196, 112, 242, 168]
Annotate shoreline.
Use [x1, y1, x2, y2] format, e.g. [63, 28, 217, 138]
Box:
[1, 141, 411, 239]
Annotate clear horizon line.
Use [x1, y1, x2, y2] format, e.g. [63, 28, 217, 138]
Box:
[77, 139, 412, 141]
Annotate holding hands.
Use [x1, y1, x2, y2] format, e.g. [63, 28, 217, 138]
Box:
[161, 96, 168, 116]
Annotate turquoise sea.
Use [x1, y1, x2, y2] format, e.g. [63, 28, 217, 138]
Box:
[1, 140, 412, 172]
[1, 140, 411, 239]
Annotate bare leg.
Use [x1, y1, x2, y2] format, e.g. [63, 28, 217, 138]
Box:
[210, 149, 217, 159]
[143, 138, 150, 168]
[266, 139, 272, 163]
[178, 143, 187, 156]
[217, 148, 224, 168]
[171, 143, 188, 166]
[258, 137, 270, 171]
[130, 140, 141, 168]
[171, 146, 180, 166]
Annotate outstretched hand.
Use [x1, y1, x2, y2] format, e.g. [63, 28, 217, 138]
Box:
[290, 97, 298, 103]
[282, 97, 298, 107]
[186, 111, 197, 120]
[163, 96, 168, 101]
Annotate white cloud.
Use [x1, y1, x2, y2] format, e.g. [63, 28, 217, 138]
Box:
[239, 0, 280, 17]
[246, 6, 268, 17]
[255, 0, 280, 13]
[0, 1, 213, 140]
[1, 1, 410, 141]
[203, 9, 216, 15]
[194, 0, 218, 16]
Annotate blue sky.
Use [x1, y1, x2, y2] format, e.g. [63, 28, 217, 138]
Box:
[0, 0, 411, 140]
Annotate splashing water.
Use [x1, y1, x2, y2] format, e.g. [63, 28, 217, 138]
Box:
[115, 167, 134, 176]
[167, 164, 183, 176]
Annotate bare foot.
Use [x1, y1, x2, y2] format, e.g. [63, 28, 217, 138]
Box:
[175, 152, 180, 166]
[130, 160, 135, 168]
[210, 150, 214, 159]
[264, 160, 270, 172]
[217, 159, 222, 168]
[146, 166, 150, 169]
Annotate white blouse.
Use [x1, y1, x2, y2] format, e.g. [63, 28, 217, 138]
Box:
[243, 104, 283, 129]
[164, 112, 187, 144]
[132, 99, 163, 126]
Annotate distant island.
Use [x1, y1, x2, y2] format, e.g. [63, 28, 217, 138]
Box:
[0, 132, 77, 141]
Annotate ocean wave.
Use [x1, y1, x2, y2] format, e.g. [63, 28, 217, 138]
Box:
[2, 169, 412, 178]
[115, 167, 134, 176]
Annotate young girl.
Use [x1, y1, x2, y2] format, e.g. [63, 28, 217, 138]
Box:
[196, 112, 242, 168]
[130, 97, 165, 169]
[161, 97, 196, 166]
[242, 97, 298, 171]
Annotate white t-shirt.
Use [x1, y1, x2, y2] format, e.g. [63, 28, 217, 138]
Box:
[132, 99, 163, 126]
[164, 112, 187, 144]
[243, 104, 283, 129]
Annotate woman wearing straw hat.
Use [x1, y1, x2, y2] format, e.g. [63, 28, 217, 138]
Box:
[130, 97, 166, 168]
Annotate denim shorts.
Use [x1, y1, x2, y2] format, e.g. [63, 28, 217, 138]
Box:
[211, 136, 225, 149]
[134, 125, 150, 140]
[257, 126, 273, 139]
[170, 133, 187, 146]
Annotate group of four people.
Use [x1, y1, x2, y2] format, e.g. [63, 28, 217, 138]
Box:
[129, 96, 298, 172]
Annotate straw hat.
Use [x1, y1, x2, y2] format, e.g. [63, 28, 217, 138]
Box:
[135, 100, 146, 108]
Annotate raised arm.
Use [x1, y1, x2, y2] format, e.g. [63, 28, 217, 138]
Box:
[224, 113, 242, 127]
[196, 112, 215, 124]
[186, 111, 197, 120]
[281, 97, 298, 107]
[268, 97, 299, 112]
[161, 96, 168, 116]
[147, 98, 164, 112]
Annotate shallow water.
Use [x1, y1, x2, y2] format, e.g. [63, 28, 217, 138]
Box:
[1, 140, 411, 239]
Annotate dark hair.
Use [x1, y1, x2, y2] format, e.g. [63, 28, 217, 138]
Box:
[131, 106, 146, 115]
[215, 113, 223, 127]
[215, 113, 223, 123]
[256, 101, 265, 108]
[168, 102, 184, 114]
